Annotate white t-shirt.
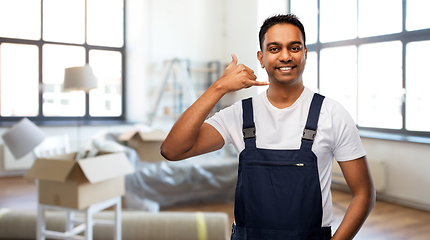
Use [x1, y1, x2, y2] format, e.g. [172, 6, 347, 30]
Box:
[205, 87, 366, 227]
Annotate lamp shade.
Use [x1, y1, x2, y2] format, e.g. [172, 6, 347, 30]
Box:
[63, 64, 98, 92]
[2, 118, 47, 160]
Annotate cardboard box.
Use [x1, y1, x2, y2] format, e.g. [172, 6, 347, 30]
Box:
[118, 129, 167, 162]
[25, 152, 134, 210]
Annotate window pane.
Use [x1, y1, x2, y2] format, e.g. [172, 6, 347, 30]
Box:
[87, 0, 124, 47]
[89, 50, 122, 116]
[320, 46, 357, 122]
[303, 51, 318, 93]
[406, 0, 430, 31]
[405, 41, 430, 131]
[43, 44, 86, 116]
[0, 43, 39, 116]
[43, 0, 85, 44]
[290, 0, 318, 45]
[358, 0, 402, 38]
[358, 41, 403, 129]
[320, 0, 357, 43]
[0, 0, 41, 40]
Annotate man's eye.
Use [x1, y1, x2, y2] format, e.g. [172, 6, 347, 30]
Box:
[269, 47, 279, 52]
[291, 46, 302, 51]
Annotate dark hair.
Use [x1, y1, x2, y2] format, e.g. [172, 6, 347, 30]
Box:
[258, 14, 306, 50]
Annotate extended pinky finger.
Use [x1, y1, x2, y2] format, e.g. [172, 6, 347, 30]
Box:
[252, 80, 269, 86]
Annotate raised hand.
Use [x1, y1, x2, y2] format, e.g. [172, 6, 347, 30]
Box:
[215, 54, 269, 93]
[161, 55, 268, 161]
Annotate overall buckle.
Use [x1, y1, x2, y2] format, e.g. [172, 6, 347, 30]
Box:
[243, 127, 256, 139]
[302, 129, 316, 141]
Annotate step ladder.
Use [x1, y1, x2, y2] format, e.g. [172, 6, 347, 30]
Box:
[147, 59, 198, 126]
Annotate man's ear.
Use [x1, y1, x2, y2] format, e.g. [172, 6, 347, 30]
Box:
[257, 51, 264, 68]
[304, 47, 308, 59]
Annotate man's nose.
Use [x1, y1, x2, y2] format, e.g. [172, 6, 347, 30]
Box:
[278, 49, 291, 62]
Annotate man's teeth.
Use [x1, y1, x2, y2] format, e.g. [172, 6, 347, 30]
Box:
[279, 67, 292, 70]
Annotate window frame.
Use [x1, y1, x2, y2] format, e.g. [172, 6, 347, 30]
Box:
[0, 0, 126, 126]
[290, 0, 430, 140]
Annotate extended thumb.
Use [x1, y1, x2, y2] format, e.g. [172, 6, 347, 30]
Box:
[230, 54, 238, 66]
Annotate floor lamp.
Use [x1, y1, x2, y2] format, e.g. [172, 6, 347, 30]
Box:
[2, 118, 47, 160]
[63, 64, 98, 153]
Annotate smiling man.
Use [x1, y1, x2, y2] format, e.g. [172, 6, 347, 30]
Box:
[161, 14, 375, 240]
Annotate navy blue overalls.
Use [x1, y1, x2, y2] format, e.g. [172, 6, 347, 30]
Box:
[231, 93, 332, 240]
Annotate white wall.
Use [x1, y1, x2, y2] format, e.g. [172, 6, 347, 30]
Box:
[223, 0, 260, 103]
[125, 0, 150, 122]
[148, 0, 225, 63]
[361, 138, 430, 210]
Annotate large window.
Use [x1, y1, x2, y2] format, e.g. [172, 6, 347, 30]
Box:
[291, 0, 430, 138]
[0, 0, 125, 124]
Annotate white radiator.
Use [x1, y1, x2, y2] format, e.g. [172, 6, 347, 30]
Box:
[332, 159, 386, 192]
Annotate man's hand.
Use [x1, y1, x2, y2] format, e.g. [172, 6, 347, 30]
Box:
[214, 54, 268, 93]
[332, 156, 376, 240]
[161, 54, 267, 161]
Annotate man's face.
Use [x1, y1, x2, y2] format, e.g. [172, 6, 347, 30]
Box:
[257, 24, 307, 86]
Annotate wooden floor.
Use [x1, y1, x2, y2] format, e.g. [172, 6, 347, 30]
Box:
[1, 177, 430, 239]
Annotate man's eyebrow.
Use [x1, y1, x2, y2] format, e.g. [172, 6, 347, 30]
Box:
[266, 41, 303, 48]
[266, 41, 281, 47]
[289, 41, 303, 46]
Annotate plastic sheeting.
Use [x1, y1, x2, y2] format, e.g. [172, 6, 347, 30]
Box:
[89, 131, 238, 211]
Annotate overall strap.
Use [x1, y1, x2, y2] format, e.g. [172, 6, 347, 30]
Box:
[242, 97, 256, 148]
[301, 93, 325, 150]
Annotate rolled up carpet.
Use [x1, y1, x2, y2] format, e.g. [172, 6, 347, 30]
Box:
[0, 209, 229, 240]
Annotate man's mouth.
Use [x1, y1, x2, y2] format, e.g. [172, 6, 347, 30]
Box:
[277, 66, 295, 71]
